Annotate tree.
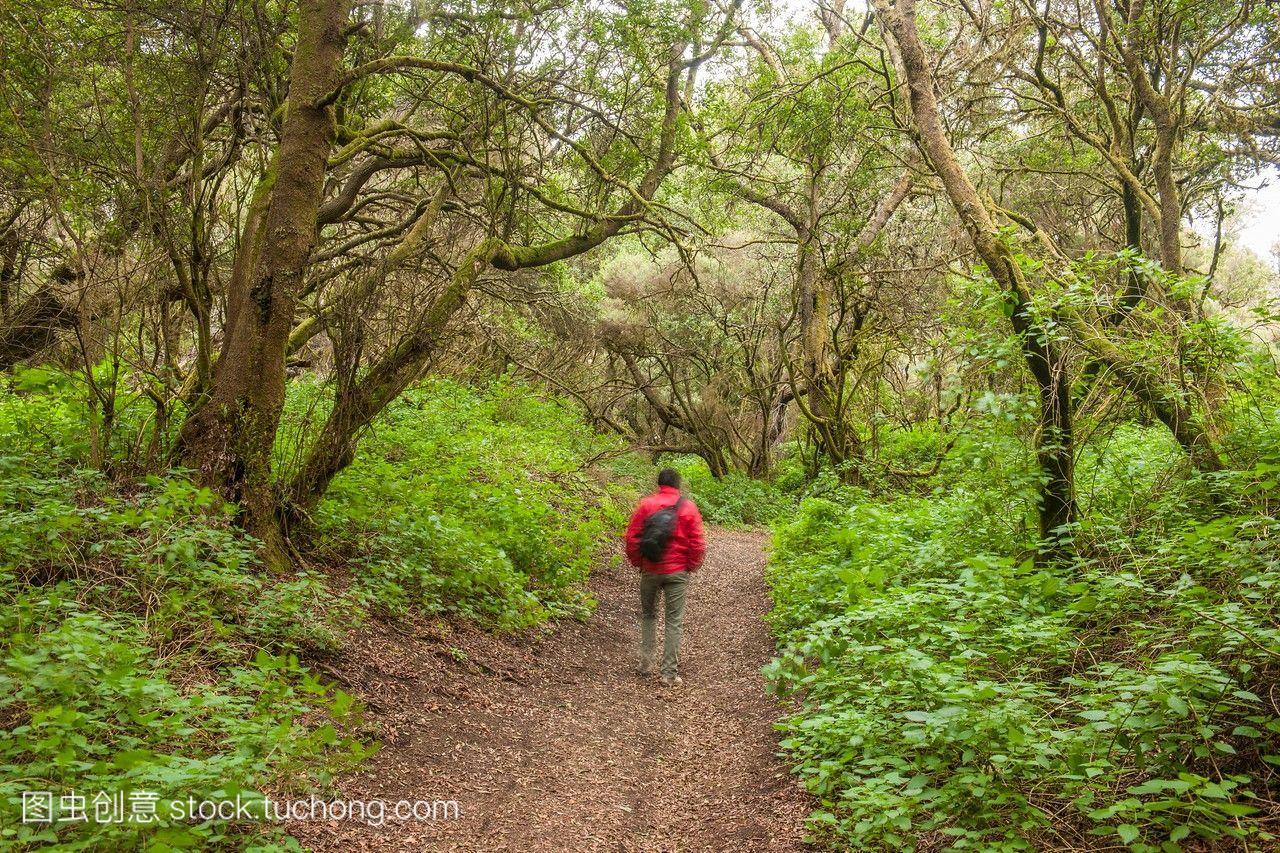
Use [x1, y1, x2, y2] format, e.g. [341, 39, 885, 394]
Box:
[693, 11, 921, 476]
[875, 0, 1078, 548]
[175, 0, 353, 561]
[163, 0, 731, 556]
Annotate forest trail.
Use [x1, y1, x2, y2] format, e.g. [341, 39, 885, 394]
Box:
[293, 529, 813, 852]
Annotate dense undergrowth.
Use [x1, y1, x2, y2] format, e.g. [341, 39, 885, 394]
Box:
[765, 412, 1280, 850]
[299, 377, 630, 629]
[0, 369, 632, 849]
[668, 457, 794, 527]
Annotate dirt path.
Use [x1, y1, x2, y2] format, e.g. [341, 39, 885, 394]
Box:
[294, 529, 813, 852]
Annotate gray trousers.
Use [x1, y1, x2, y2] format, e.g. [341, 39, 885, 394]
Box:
[640, 571, 690, 678]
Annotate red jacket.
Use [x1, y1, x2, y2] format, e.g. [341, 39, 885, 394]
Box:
[625, 486, 707, 574]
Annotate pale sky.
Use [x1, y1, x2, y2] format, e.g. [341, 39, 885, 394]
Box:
[1230, 169, 1280, 265]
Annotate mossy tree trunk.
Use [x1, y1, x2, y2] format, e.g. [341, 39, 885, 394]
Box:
[877, 0, 1077, 553]
[176, 0, 351, 566]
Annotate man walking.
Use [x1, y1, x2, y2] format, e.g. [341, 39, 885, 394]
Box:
[625, 468, 706, 687]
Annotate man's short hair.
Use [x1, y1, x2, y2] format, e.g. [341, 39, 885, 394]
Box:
[657, 468, 681, 488]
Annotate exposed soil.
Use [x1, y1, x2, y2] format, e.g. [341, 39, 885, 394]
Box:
[292, 529, 814, 852]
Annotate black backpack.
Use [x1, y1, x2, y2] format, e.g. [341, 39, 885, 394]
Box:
[638, 496, 685, 562]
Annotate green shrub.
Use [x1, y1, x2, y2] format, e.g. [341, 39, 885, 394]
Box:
[670, 457, 794, 526]
[0, 599, 368, 850]
[311, 377, 627, 628]
[0, 372, 629, 848]
[0, 450, 368, 850]
[766, 425, 1280, 851]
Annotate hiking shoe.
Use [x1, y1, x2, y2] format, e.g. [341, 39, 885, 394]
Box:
[661, 674, 682, 688]
[637, 660, 655, 676]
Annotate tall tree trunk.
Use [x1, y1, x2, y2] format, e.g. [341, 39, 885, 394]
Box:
[0, 228, 17, 321]
[789, 171, 913, 474]
[877, 0, 1076, 553]
[758, 386, 795, 475]
[792, 229, 846, 465]
[176, 0, 350, 565]
[1150, 129, 1183, 277]
[1075, 183, 1144, 396]
[1115, 182, 1145, 317]
[1115, 0, 1185, 280]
